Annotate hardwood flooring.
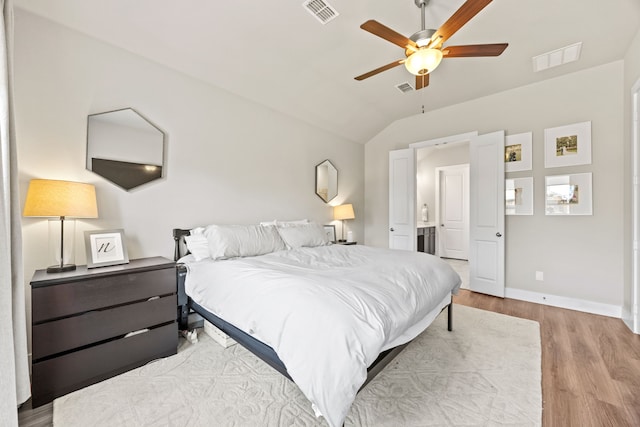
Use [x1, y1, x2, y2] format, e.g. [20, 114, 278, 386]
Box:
[18, 290, 640, 427]
[453, 289, 640, 427]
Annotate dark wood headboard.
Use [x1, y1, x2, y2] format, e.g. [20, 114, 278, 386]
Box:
[172, 228, 191, 261]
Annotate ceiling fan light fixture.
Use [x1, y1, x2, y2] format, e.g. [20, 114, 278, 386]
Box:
[404, 48, 442, 76]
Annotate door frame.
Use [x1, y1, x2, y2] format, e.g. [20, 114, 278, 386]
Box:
[629, 77, 640, 334]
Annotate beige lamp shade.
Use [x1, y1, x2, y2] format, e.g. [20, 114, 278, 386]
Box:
[334, 204, 355, 221]
[23, 179, 98, 218]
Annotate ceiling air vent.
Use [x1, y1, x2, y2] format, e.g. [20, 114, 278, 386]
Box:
[303, 0, 339, 25]
[396, 82, 415, 93]
[533, 42, 582, 72]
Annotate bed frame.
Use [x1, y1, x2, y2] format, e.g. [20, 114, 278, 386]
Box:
[173, 228, 453, 389]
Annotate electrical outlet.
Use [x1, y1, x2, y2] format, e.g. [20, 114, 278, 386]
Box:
[535, 271, 544, 281]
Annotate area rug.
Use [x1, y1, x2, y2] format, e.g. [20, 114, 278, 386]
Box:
[53, 305, 541, 426]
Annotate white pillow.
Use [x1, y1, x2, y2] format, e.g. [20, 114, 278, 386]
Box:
[184, 234, 210, 261]
[203, 224, 286, 260]
[260, 219, 309, 226]
[276, 223, 331, 248]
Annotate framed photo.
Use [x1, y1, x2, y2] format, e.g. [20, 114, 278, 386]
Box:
[544, 121, 591, 168]
[323, 224, 336, 243]
[505, 132, 532, 172]
[545, 173, 592, 215]
[84, 229, 130, 268]
[506, 177, 534, 215]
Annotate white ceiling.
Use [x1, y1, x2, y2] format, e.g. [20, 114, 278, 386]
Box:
[14, 0, 640, 143]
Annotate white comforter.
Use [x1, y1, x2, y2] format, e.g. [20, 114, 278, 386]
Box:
[182, 244, 461, 427]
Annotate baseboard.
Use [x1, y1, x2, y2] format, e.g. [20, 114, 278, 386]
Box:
[505, 287, 622, 318]
[622, 306, 639, 334]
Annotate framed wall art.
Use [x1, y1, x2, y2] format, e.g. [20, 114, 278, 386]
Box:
[84, 229, 130, 268]
[323, 224, 337, 243]
[545, 173, 592, 215]
[505, 177, 534, 215]
[544, 121, 591, 168]
[505, 132, 532, 172]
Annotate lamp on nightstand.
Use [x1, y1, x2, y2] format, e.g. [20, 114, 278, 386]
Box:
[333, 203, 355, 243]
[23, 179, 98, 273]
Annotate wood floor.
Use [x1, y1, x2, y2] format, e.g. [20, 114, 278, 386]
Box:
[18, 290, 640, 427]
[454, 289, 640, 427]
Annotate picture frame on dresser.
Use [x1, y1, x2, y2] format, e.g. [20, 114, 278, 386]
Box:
[323, 224, 337, 244]
[84, 229, 129, 268]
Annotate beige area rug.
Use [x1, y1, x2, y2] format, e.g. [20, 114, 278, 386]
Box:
[53, 305, 541, 427]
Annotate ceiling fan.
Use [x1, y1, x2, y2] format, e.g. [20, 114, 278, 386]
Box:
[354, 0, 508, 90]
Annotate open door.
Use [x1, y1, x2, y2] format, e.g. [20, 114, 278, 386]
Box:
[469, 131, 505, 297]
[389, 148, 416, 250]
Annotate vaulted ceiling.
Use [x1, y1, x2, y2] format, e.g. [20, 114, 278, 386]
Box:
[14, 0, 640, 143]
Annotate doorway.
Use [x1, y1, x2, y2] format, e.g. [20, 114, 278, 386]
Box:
[404, 130, 506, 297]
[416, 141, 470, 259]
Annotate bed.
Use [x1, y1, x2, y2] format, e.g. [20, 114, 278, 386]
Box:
[173, 222, 461, 427]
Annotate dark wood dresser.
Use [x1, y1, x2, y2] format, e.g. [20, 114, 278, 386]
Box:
[30, 256, 177, 407]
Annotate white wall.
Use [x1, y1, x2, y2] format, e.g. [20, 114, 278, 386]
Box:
[365, 62, 625, 311]
[14, 10, 364, 346]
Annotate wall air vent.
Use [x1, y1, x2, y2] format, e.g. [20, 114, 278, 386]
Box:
[396, 82, 415, 93]
[303, 0, 339, 25]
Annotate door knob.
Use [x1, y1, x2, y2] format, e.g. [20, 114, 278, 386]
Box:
[496, 232, 502, 237]
[390, 227, 395, 232]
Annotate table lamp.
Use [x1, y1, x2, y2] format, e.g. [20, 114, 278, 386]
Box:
[23, 179, 98, 273]
[333, 203, 355, 242]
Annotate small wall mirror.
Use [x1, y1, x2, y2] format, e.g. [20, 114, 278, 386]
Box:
[315, 159, 338, 203]
[86, 108, 165, 191]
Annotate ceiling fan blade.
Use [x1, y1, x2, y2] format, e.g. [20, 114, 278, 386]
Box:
[430, 0, 493, 48]
[443, 43, 508, 57]
[360, 20, 418, 52]
[415, 74, 429, 90]
[355, 59, 405, 81]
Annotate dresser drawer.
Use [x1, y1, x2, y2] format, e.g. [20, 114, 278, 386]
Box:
[31, 322, 177, 408]
[32, 268, 175, 323]
[32, 294, 176, 360]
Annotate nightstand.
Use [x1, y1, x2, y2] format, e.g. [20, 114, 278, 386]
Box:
[30, 256, 177, 407]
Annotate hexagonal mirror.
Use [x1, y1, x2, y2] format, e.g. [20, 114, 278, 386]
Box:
[86, 108, 165, 191]
[315, 159, 338, 203]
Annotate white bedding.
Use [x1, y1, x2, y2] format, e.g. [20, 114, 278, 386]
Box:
[181, 244, 461, 427]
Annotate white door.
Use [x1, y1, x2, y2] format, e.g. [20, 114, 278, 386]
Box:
[469, 131, 505, 297]
[389, 148, 416, 250]
[436, 165, 469, 260]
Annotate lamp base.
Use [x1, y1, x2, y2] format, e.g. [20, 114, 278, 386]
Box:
[46, 264, 76, 273]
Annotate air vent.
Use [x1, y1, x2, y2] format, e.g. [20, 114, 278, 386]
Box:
[396, 82, 415, 93]
[303, 0, 339, 24]
[533, 42, 582, 72]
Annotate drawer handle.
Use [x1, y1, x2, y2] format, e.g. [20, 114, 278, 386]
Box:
[124, 328, 149, 338]
[147, 296, 160, 301]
